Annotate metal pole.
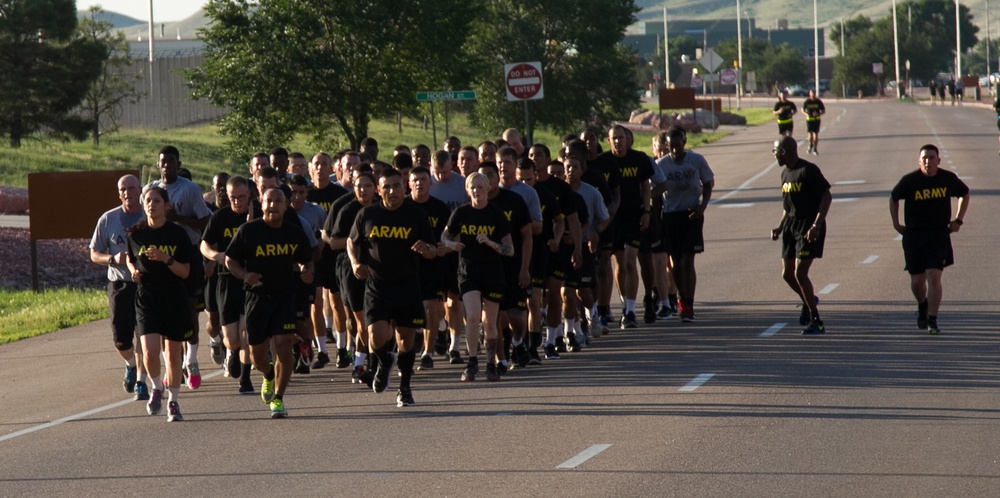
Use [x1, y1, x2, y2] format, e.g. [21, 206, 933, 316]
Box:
[987, 0, 991, 78]
[737, 0, 743, 107]
[663, 7, 670, 86]
[956, 0, 962, 77]
[430, 101, 437, 148]
[523, 101, 531, 146]
[893, 0, 901, 98]
[147, 0, 155, 100]
[31, 240, 38, 292]
[813, 0, 820, 95]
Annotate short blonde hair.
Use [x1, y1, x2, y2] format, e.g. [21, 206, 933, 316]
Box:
[465, 171, 487, 190]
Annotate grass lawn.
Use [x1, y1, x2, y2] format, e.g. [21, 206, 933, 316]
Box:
[0, 288, 107, 345]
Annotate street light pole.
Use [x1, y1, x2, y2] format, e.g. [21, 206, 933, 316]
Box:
[737, 0, 743, 107]
[893, 0, 901, 98]
[813, 0, 820, 95]
[956, 0, 962, 77]
[663, 6, 670, 86]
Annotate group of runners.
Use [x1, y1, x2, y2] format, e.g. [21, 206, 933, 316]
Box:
[90, 113, 969, 422]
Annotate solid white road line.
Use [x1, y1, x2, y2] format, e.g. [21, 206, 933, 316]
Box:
[895, 234, 904, 241]
[831, 197, 858, 203]
[861, 255, 880, 264]
[760, 323, 787, 338]
[0, 369, 225, 443]
[717, 203, 754, 208]
[817, 283, 840, 295]
[679, 373, 716, 392]
[834, 180, 866, 185]
[556, 444, 613, 470]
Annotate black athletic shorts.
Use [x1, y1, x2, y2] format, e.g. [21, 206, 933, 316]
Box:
[316, 255, 339, 292]
[136, 285, 194, 342]
[902, 229, 953, 274]
[639, 211, 664, 253]
[204, 272, 219, 313]
[806, 120, 821, 133]
[336, 254, 366, 313]
[501, 261, 528, 311]
[418, 259, 445, 302]
[546, 242, 573, 282]
[186, 254, 206, 311]
[565, 249, 597, 289]
[614, 209, 645, 250]
[599, 217, 619, 252]
[108, 280, 137, 351]
[218, 273, 246, 325]
[365, 278, 426, 329]
[530, 242, 551, 288]
[458, 259, 504, 303]
[661, 211, 705, 257]
[245, 290, 297, 346]
[778, 122, 793, 135]
[441, 253, 460, 296]
[781, 217, 825, 259]
[295, 280, 316, 320]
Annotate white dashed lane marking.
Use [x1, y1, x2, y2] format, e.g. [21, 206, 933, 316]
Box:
[717, 203, 754, 208]
[832, 198, 858, 203]
[556, 444, 613, 470]
[679, 373, 716, 392]
[861, 255, 879, 264]
[834, 180, 866, 185]
[760, 323, 787, 338]
[817, 283, 839, 295]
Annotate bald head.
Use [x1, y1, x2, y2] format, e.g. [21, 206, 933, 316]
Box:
[772, 136, 799, 167]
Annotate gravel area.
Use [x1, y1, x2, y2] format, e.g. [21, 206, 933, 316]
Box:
[0, 227, 105, 291]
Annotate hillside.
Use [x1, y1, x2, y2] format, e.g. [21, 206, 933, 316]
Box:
[75, 9, 143, 29]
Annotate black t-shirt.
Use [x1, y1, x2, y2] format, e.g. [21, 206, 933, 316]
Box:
[589, 154, 623, 199]
[487, 189, 532, 263]
[225, 218, 312, 294]
[331, 198, 376, 264]
[598, 149, 654, 213]
[350, 203, 433, 282]
[891, 169, 969, 231]
[321, 191, 360, 259]
[780, 159, 830, 219]
[774, 100, 797, 120]
[532, 183, 561, 248]
[580, 166, 612, 207]
[406, 196, 452, 243]
[802, 98, 825, 119]
[445, 203, 511, 266]
[127, 221, 194, 293]
[308, 182, 350, 214]
[539, 175, 580, 218]
[202, 206, 254, 274]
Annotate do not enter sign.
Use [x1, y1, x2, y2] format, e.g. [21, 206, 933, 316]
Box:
[505, 62, 544, 101]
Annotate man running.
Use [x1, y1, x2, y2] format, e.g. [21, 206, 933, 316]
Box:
[802, 90, 826, 155]
[890, 144, 969, 335]
[773, 90, 797, 137]
[771, 136, 832, 335]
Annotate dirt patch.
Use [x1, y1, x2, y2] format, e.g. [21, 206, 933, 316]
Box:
[0, 187, 28, 215]
[1, 227, 105, 290]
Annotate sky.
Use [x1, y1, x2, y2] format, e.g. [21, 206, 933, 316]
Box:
[77, 0, 206, 23]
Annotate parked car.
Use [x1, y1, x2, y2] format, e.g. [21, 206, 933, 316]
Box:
[785, 85, 808, 96]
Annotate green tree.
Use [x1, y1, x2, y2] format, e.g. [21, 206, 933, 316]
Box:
[77, 7, 143, 145]
[0, 0, 106, 147]
[464, 0, 640, 140]
[189, 0, 474, 155]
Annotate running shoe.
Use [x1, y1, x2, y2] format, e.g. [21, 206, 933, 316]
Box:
[927, 322, 940, 335]
[373, 353, 394, 394]
[461, 357, 478, 382]
[598, 314, 611, 335]
[449, 350, 464, 365]
[123, 365, 137, 394]
[418, 354, 434, 371]
[300, 343, 313, 365]
[396, 387, 415, 407]
[513, 344, 529, 368]
[147, 389, 163, 415]
[496, 362, 508, 376]
[486, 363, 500, 382]
[294, 353, 311, 375]
[643, 297, 656, 324]
[622, 311, 639, 329]
[800, 297, 819, 326]
[656, 304, 673, 320]
[527, 347, 543, 365]
[358, 368, 375, 388]
[238, 376, 254, 394]
[166, 401, 183, 422]
[134, 381, 150, 401]
[351, 365, 366, 384]
[210, 342, 225, 365]
[336, 348, 352, 369]
[544, 344, 561, 360]
[224, 351, 241, 378]
[434, 331, 449, 356]
[567, 333, 581, 353]
[801, 320, 826, 335]
[261, 377, 275, 403]
[556, 336, 568, 353]
[311, 352, 330, 370]
[185, 363, 201, 390]
[270, 398, 288, 418]
[917, 302, 929, 330]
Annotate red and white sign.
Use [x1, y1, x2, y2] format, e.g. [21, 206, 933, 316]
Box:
[691, 75, 703, 87]
[505, 61, 544, 101]
[720, 68, 737, 85]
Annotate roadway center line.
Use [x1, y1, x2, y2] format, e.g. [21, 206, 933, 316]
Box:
[831, 197, 858, 203]
[834, 180, 866, 185]
[760, 323, 787, 338]
[717, 203, 754, 208]
[861, 255, 879, 264]
[556, 444, 613, 469]
[679, 373, 716, 392]
[0, 369, 225, 443]
[817, 283, 839, 295]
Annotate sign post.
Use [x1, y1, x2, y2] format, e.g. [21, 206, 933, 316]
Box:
[416, 90, 478, 147]
[504, 61, 544, 145]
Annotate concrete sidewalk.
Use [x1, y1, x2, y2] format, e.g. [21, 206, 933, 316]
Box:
[0, 214, 28, 228]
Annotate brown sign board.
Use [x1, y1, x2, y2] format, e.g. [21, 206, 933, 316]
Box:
[694, 98, 723, 110]
[28, 170, 140, 241]
[659, 88, 696, 109]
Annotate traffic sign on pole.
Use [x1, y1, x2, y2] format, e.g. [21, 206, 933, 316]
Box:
[416, 90, 477, 102]
[505, 62, 544, 101]
[720, 68, 737, 85]
[699, 48, 723, 73]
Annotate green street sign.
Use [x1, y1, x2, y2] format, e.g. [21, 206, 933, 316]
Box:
[416, 90, 477, 102]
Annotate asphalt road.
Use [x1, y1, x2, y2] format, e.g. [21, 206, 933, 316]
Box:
[4, 99, 1000, 497]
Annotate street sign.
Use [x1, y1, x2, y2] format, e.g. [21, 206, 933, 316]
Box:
[873, 62, 883, 75]
[699, 48, 723, 73]
[416, 90, 476, 102]
[691, 75, 703, 87]
[720, 68, 737, 85]
[505, 62, 544, 101]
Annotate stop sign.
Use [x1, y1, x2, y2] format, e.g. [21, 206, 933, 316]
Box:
[720, 68, 737, 85]
[505, 62, 544, 101]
